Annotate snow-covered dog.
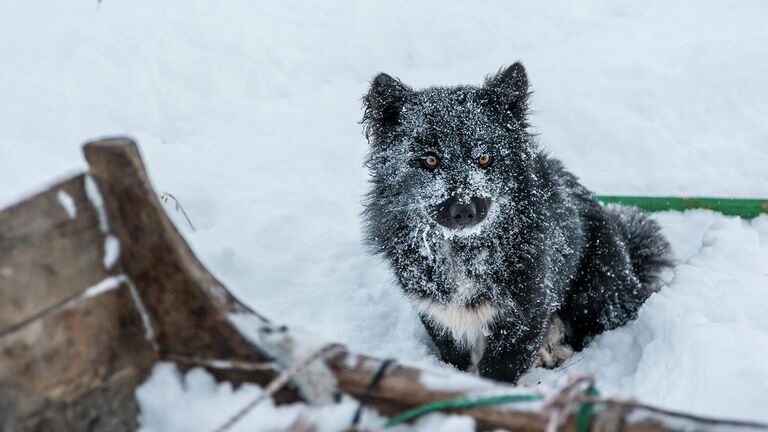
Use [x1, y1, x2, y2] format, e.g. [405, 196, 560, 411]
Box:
[361, 63, 672, 383]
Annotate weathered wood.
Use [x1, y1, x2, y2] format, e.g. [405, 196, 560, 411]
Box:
[329, 352, 672, 432]
[0, 174, 109, 333]
[0, 282, 157, 431]
[331, 352, 547, 431]
[83, 138, 271, 363]
[0, 171, 157, 430]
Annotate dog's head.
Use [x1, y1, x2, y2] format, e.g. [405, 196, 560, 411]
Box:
[362, 63, 535, 245]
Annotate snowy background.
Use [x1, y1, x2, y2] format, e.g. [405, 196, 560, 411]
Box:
[2, 0, 767, 430]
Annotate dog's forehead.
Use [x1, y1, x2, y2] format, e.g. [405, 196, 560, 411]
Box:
[402, 86, 492, 139]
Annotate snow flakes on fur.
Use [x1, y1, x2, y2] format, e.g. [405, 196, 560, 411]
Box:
[361, 63, 673, 383]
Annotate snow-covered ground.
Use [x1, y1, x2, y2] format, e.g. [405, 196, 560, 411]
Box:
[2, 0, 767, 430]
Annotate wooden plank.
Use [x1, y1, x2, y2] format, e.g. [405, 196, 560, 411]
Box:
[331, 353, 547, 431]
[329, 352, 671, 432]
[0, 174, 110, 333]
[83, 138, 270, 363]
[0, 283, 158, 431]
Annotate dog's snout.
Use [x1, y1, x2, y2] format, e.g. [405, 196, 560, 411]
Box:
[450, 202, 477, 226]
[435, 195, 490, 229]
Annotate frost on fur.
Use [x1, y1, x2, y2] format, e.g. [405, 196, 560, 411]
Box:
[361, 63, 673, 383]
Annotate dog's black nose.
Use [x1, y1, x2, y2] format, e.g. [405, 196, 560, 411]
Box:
[435, 195, 491, 229]
[450, 202, 477, 226]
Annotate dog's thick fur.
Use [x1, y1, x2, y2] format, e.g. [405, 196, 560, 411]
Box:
[361, 63, 673, 383]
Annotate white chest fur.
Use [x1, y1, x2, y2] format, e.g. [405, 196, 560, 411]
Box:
[416, 300, 499, 371]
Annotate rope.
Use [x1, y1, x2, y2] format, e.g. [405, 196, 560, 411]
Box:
[350, 358, 397, 427]
[211, 343, 344, 432]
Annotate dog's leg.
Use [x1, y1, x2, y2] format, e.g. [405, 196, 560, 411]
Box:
[478, 310, 550, 383]
[420, 315, 471, 371]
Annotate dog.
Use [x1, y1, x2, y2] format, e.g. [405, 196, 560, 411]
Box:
[361, 62, 673, 383]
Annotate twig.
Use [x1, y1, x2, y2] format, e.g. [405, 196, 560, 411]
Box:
[212, 343, 345, 432]
[160, 192, 196, 231]
[555, 354, 585, 372]
[581, 396, 768, 430]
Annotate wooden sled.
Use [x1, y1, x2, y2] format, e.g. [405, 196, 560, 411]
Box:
[0, 138, 764, 431]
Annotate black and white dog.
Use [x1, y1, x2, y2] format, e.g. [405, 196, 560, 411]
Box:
[361, 63, 672, 383]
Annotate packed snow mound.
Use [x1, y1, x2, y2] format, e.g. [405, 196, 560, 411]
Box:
[2, 0, 767, 429]
[526, 211, 768, 422]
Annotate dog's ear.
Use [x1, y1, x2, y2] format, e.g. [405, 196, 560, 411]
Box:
[362, 73, 412, 138]
[480, 62, 531, 128]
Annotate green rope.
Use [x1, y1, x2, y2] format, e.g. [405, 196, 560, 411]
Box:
[595, 195, 768, 219]
[384, 393, 543, 427]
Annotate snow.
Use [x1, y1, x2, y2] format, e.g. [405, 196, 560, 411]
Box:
[85, 173, 123, 270]
[229, 313, 340, 404]
[82, 274, 126, 298]
[103, 234, 121, 269]
[125, 276, 158, 348]
[57, 189, 77, 219]
[418, 369, 508, 394]
[1, 0, 767, 429]
[525, 211, 768, 422]
[84, 175, 109, 233]
[136, 362, 464, 432]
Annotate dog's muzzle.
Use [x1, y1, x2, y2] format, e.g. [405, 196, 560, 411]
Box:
[434, 195, 491, 229]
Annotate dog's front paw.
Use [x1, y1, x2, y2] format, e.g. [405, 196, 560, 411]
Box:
[535, 314, 574, 369]
[536, 341, 574, 368]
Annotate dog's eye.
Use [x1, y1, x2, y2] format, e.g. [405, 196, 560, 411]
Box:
[421, 154, 440, 170]
[478, 154, 492, 168]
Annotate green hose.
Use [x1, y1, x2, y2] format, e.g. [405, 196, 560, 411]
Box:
[384, 394, 543, 427]
[595, 195, 768, 219]
[576, 387, 600, 432]
[383, 388, 600, 429]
